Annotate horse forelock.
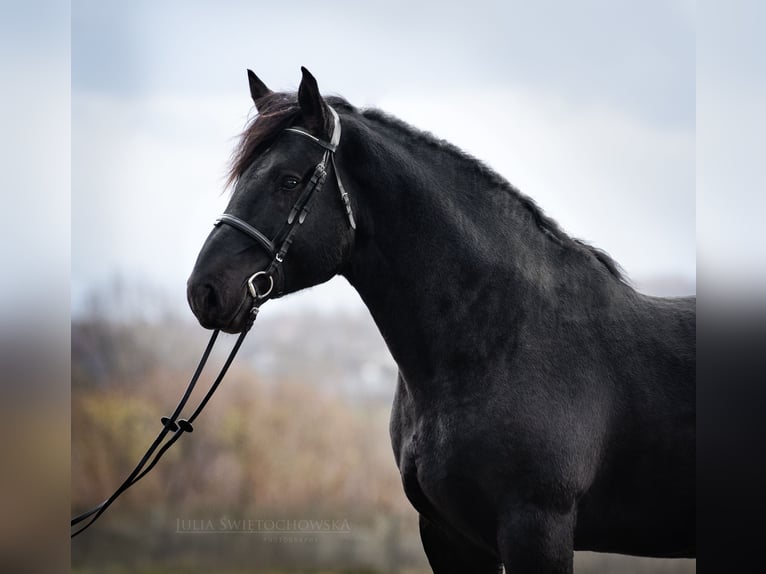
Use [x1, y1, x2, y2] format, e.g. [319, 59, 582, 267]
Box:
[226, 93, 300, 189]
[226, 93, 354, 190]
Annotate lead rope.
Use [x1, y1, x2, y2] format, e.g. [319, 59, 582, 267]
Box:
[71, 305, 261, 538]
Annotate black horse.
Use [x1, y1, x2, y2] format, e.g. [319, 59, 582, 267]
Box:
[187, 68, 695, 573]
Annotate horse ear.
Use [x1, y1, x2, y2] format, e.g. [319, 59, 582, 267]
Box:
[247, 69, 272, 106]
[297, 66, 328, 137]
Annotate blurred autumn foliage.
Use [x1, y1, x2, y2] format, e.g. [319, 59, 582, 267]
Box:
[71, 307, 426, 572]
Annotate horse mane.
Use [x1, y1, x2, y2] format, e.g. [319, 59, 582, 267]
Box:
[361, 108, 626, 282]
[227, 93, 625, 282]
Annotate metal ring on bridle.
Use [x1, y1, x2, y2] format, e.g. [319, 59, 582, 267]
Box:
[247, 271, 274, 300]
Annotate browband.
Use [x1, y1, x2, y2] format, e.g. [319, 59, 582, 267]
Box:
[284, 106, 342, 152]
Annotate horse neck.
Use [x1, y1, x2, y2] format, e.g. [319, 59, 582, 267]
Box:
[338, 112, 622, 383]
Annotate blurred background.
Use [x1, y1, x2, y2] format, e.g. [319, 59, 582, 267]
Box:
[68, 0, 698, 572]
[68, 1, 698, 572]
[18, 0, 765, 572]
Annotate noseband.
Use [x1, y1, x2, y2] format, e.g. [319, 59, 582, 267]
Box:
[214, 106, 355, 305]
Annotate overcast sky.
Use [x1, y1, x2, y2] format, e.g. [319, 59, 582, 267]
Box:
[70, 0, 697, 318]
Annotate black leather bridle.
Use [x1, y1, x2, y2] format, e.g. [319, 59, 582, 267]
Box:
[71, 107, 355, 537]
[215, 106, 355, 302]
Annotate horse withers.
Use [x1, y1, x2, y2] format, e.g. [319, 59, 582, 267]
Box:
[187, 68, 695, 573]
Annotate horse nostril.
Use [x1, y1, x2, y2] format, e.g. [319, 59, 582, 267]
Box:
[188, 280, 220, 316]
[202, 283, 218, 309]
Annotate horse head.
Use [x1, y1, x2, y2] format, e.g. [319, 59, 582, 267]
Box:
[187, 67, 355, 333]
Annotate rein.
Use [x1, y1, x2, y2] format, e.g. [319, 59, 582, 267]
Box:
[71, 107, 355, 538]
[70, 316, 255, 537]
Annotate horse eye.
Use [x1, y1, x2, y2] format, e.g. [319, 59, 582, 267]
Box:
[281, 176, 300, 190]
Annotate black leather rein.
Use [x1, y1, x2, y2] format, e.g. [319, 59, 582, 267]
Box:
[71, 325, 250, 537]
[71, 107, 355, 537]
